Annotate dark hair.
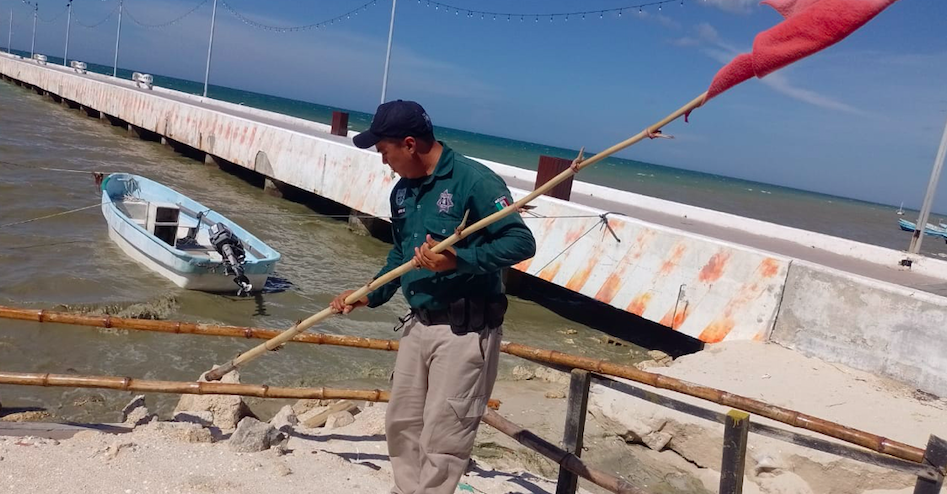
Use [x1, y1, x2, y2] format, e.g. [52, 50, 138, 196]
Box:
[415, 132, 436, 145]
[383, 132, 435, 146]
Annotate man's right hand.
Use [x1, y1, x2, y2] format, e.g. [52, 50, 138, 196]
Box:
[331, 290, 369, 315]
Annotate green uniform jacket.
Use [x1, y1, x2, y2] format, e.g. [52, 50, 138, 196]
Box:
[367, 143, 537, 310]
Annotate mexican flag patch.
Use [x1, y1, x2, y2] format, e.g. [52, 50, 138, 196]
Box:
[494, 196, 511, 211]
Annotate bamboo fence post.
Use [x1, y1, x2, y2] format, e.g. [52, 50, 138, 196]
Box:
[556, 369, 592, 494]
[719, 410, 751, 494]
[913, 435, 947, 494]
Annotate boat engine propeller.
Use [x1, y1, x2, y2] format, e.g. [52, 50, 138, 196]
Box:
[209, 223, 252, 296]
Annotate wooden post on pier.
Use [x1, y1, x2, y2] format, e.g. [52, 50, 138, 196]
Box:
[331, 111, 349, 137]
[536, 155, 575, 201]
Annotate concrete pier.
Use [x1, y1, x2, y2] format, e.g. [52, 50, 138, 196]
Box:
[2, 52, 946, 396]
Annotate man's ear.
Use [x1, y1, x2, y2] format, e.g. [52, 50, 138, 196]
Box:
[403, 136, 417, 154]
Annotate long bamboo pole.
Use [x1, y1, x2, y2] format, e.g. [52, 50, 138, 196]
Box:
[482, 409, 646, 494]
[0, 370, 499, 409]
[0, 306, 400, 351]
[0, 305, 924, 463]
[202, 92, 709, 382]
[0, 370, 389, 401]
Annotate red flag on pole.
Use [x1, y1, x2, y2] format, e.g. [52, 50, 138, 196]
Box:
[703, 0, 899, 104]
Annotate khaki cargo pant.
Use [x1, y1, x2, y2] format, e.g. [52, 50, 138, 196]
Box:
[386, 318, 502, 494]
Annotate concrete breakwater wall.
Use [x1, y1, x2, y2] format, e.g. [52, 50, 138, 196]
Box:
[3, 53, 946, 396]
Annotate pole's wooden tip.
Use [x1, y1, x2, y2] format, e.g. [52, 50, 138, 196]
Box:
[204, 367, 225, 381]
[455, 209, 470, 236]
[571, 147, 585, 173]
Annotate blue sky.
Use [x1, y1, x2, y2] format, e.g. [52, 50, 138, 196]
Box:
[3, 0, 947, 209]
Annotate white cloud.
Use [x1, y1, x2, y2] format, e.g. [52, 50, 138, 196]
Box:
[635, 10, 682, 30]
[700, 0, 760, 14]
[758, 71, 867, 115]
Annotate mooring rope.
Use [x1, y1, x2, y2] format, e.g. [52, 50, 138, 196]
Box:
[0, 159, 116, 175]
[0, 203, 100, 229]
[0, 160, 612, 222]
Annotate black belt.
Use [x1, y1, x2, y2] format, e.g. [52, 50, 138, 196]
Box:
[394, 295, 508, 334]
[414, 307, 451, 326]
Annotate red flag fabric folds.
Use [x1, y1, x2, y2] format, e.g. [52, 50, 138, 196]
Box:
[704, 0, 898, 103]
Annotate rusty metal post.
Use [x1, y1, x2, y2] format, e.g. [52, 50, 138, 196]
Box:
[720, 410, 750, 494]
[535, 155, 575, 201]
[914, 435, 947, 494]
[331, 111, 349, 137]
[556, 369, 592, 494]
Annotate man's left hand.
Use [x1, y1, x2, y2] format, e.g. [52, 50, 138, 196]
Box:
[414, 234, 457, 272]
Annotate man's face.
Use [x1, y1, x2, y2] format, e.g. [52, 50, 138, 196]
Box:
[376, 138, 423, 178]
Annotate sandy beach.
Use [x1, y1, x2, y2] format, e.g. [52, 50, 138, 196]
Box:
[2, 340, 945, 494]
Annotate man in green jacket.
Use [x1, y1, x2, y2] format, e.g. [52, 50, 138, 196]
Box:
[331, 100, 536, 494]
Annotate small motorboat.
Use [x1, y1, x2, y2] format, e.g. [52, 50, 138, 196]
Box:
[898, 218, 947, 239]
[100, 173, 280, 294]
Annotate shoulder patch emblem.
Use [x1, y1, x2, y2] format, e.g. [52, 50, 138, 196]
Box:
[395, 188, 407, 206]
[437, 189, 454, 214]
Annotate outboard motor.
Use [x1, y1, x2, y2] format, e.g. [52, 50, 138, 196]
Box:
[209, 223, 252, 296]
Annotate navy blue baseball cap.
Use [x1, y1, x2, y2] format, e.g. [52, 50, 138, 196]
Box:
[353, 100, 434, 149]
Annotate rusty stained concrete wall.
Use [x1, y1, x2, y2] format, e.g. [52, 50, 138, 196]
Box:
[512, 196, 790, 343]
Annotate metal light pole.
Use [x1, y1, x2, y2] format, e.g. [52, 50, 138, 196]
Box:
[63, 0, 72, 66]
[29, 4, 36, 58]
[7, 10, 12, 55]
[380, 0, 397, 104]
[113, 0, 123, 77]
[908, 114, 947, 254]
[202, 0, 217, 97]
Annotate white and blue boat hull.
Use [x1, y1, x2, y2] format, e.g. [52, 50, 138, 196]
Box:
[100, 173, 280, 292]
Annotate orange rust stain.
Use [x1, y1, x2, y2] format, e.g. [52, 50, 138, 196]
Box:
[672, 307, 690, 329]
[760, 258, 781, 278]
[659, 244, 686, 276]
[538, 262, 561, 282]
[513, 258, 533, 272]
[699, 251, 731, 283]
[593, 229, 655, 304]
[563, 225, 586, 245]
[595, 274, 624, 304]
[696, 257, 782, 343]
[699, 318, 734, 343]
[659, 304, 690, 330]
[563, 221, 626, 292]
[626, 292, 652, 316]
[565, 256, 597, 291]
[634, 229, 653, 248]
[752, 331, 765, 342]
